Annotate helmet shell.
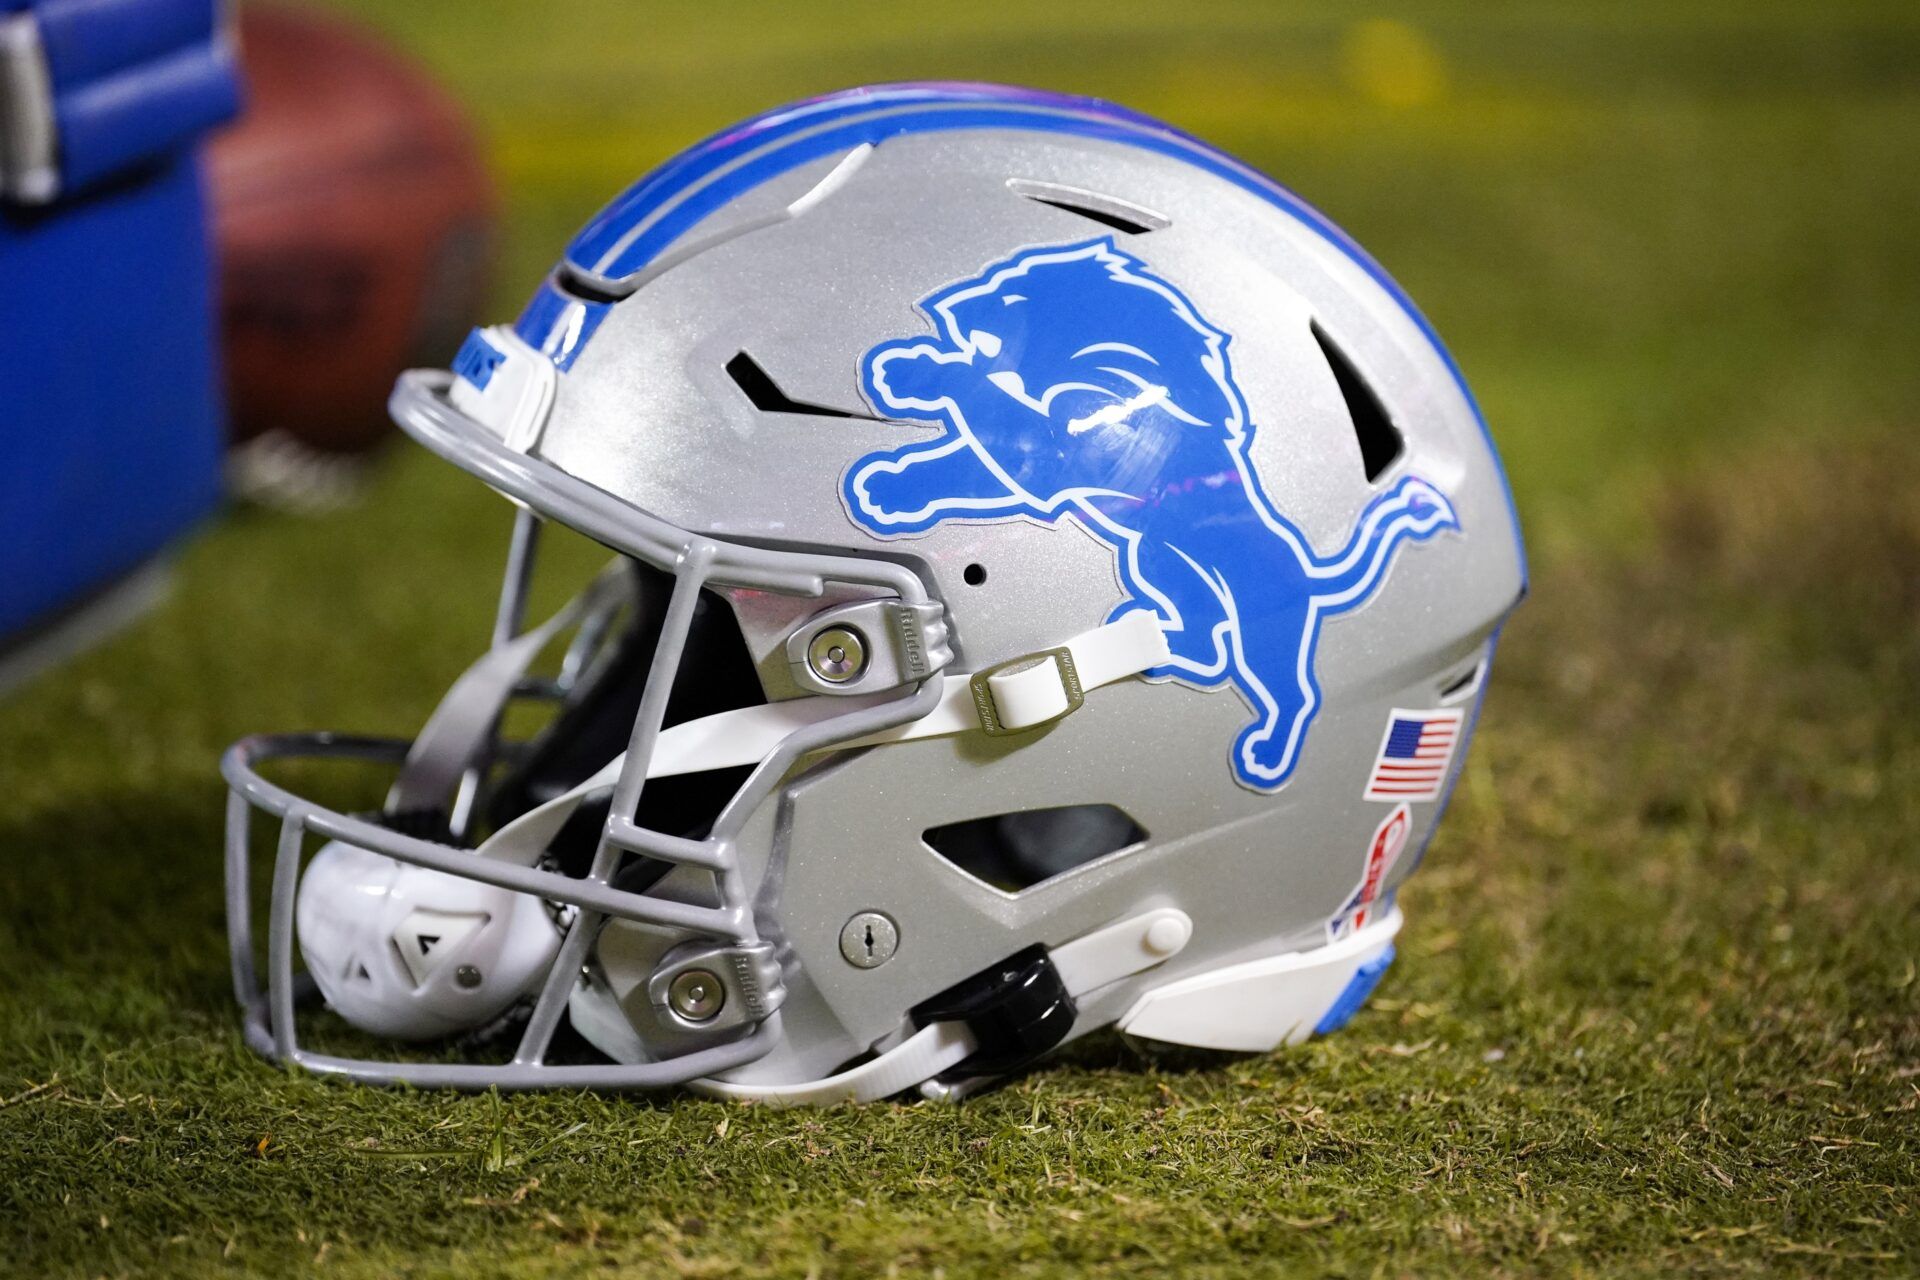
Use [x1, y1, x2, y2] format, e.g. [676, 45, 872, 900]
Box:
[444, 84, 1525, 1085]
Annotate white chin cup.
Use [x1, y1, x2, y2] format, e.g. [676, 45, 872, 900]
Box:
[295, 840, 561, 1041]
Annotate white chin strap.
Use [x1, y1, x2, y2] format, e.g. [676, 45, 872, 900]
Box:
[386, 565, 632, 817]
[393, 603, 1175, 1100]
[692, 907, 1196, 1107]
[475, 609, 1169, 866]
[655, 608, 1166, 778]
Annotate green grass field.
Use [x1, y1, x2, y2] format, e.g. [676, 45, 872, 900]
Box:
[3, 2, 1917, 1275]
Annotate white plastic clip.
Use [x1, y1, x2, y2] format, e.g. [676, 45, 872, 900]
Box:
[1118, 908, 1402, 1052]
[447, 325, 557, 453]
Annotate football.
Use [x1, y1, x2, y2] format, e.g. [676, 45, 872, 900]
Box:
[208, 3, 495, 505]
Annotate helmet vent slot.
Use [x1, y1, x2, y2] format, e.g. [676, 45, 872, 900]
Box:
[923, 804, 1148, 894]
[1006, 179, 1169, 235]
[1439, 660, 1484, 703]
[555, 264, 632, 304]
[726, 352, 879, 420]
[1311, 321, 1404, 483]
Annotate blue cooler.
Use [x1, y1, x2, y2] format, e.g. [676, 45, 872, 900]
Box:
[0, 0, 241, 680]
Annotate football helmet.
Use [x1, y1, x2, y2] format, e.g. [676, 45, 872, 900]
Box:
[223, 83, 1524, 1103]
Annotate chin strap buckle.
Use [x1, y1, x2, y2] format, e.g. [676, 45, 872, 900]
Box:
[969, 647, 1084, 736]
[965, 609, 1168, 737]
[909, 945, 1077, 1079]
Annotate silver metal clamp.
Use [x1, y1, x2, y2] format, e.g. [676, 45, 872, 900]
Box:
[785, 599, 952, 696]
[647, 940, 787, 1034]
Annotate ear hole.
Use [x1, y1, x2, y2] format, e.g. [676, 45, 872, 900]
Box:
[923, 804, 1148, 894]
[725, 352, 878, 419]
[1006, 179, 1170, 235]
[1311, 322, 1404, 483]
[963, 563, 987, 587]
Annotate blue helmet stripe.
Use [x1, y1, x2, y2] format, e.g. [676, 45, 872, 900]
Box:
[564, 84, 1174, 271]
[552, 85, 1456, 416]
[582, 107, 1169, 280]
[528, 82, 1525, 588]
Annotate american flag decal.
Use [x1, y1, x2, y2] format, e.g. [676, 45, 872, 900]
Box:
[1363, 708, 1465, 802]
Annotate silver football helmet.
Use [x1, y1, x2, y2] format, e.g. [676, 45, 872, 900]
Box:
[223, 82, 1524, 1103]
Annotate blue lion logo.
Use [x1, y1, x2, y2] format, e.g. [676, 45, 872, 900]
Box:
[843, 239, 1459, 791]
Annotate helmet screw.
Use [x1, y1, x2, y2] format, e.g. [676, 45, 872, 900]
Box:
[668, 968, 725, 1022]
[839, 911, 899, 969]
[454, 965, 483, 990]
[807, 626, 868, 684]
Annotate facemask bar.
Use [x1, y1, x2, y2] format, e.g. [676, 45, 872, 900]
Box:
[222, 369, 944, 1090]
[443, 508, 546, 841]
